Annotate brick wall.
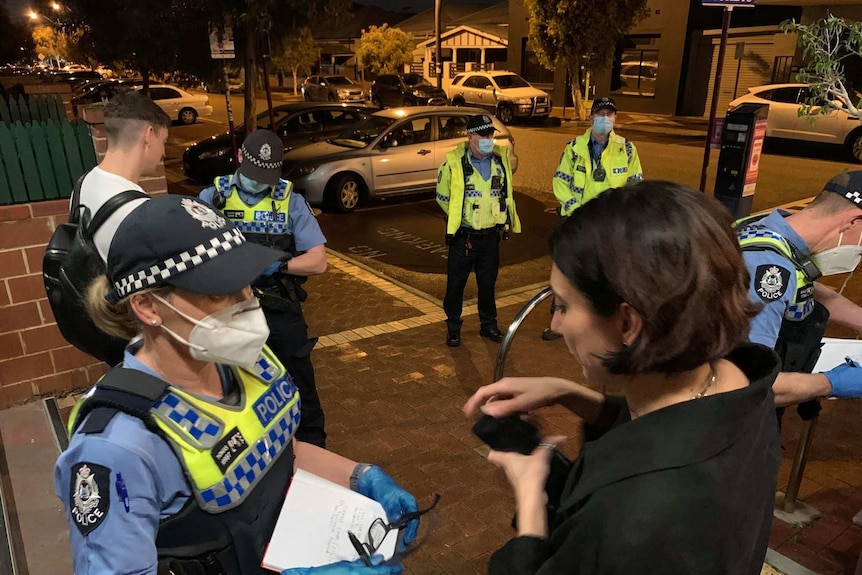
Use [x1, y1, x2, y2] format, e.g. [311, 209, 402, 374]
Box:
[0, 105, 167, 408]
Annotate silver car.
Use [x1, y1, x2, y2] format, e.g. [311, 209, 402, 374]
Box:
[301, 75, 366, 103]
[282, 106, 518, 213]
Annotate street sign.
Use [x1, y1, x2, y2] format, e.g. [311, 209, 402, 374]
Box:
[209, 25, 235, 60]
[702, 0, 755, 6]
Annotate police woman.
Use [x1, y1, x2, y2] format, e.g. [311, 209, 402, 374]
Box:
[54, 195, 418, 575]
[464, 182, 782, 574]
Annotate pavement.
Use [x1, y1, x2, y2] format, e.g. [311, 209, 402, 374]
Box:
[2, 247, 861, 574]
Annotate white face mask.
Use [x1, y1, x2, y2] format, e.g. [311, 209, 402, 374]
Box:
[811, 231, 862, 277]
[153, 293, 270, 368]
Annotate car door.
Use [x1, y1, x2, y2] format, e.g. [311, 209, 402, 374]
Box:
[148, 87, 185, 118]
[460, 76, 482, 107]
[370, 116, 436, 194]
[759, 86, 803, 139]
[788, 88, 853, 144]
[470, 76, 495, 111]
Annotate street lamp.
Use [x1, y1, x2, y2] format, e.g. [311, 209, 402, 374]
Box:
[28, 9, 62, 69]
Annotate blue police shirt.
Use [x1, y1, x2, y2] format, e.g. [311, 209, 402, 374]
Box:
[199, 173, 327, 253]
[468, 149, 493, 181]
[743, 210, 808, 348]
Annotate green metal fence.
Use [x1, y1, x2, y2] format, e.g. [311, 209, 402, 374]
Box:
[0, 94, 96, 205]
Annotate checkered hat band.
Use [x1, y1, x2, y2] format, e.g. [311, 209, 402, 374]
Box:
[467, 122, 494, 134]
[241, 144, 282, 170]
[111, 228, 246, 300]
[825, 182, 862, 205]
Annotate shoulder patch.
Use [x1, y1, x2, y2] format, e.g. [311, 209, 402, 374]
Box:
[69, 462, 111, 536]
[755, 264, 791, 302]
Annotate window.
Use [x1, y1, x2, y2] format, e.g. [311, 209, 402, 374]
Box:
[451, 74, 465, 86]
[493, 74, 530, 89]
[764, 87, 803, 104]
[464, 76, 492, 89]
[437, 115, 467, 140]
[612, 36, 659, 97]
[148, 87, 181, 100]
[282, 112, 321, 135]
[521, 39, 553, 85]
[323, 109, 366, 129]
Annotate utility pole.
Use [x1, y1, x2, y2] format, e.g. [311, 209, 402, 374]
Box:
[435, 0, 442, 88]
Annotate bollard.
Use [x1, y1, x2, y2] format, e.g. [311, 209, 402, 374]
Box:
[782, 415, 818, 512]
[494, 287, 553, 382]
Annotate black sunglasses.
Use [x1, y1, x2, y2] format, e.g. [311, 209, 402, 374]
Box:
[348, 493, 441, 566]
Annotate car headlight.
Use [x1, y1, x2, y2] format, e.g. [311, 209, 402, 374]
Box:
[293, 163, 320, 177]
[338, 90, 350, 96]
[513, 97, 532, 105]
[198, 148, 231, 160]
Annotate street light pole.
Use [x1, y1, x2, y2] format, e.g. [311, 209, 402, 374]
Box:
[435, 0, 442, 88]
[699, 5, 733, 193]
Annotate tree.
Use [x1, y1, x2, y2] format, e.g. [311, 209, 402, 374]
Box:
[272, 27, 318, 95]
[32, 25, 65, 68]
[522, 0, 648, 119]
[356, 24, 413, 75]
[781, 14, 862, 121]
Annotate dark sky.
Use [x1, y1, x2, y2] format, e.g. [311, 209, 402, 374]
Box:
[354, 0, 497, 13]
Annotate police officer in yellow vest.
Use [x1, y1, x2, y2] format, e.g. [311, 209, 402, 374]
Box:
[737, 171, 862, 408]
[552, 97, 643, 217]
[54, 195, 421, 575]
[200, 130, 329, 448]
[436, 114, 521, 347]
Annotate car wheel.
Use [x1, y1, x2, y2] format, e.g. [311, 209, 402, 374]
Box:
[452, 97, 465, 107]
[327, 173, 362, 213]
[179, 108, 198, 125]
[371, 95, 382, 109]
[496, 103, 515, 125]
[848, 129, 862, 163]
[327, 93, 336, 102]
[303, 91, 311, 101]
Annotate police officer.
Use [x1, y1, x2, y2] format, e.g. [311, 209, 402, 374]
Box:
[542, 96, 644, 340]
[437, 114, 521, 347]
[200, 130, 328, 448]
[55, 195, 418, 575]
[737, 171, 862, 406]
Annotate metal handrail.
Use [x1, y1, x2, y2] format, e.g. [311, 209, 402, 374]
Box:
[494, 287, 553, 381]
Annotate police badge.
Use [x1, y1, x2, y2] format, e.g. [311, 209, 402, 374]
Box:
[69, 462, 111, 535]
[181, 198, 227, 230]
[259, 143, 272, 162]
[755, 264, 790, 302]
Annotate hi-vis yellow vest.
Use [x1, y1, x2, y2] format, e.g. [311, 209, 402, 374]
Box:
[69, 346, 301, 513]
[214, 176, 293, 236]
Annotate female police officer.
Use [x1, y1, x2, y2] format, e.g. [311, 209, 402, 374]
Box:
[54, 195, 418, 575]
[465, 182, 782, 574]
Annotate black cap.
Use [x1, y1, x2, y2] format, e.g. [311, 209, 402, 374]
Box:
[239, 129, 284, 186]
[105, 195, 284, 304]
[591, 97, 617, 115]
[823, 171, 862, 207]
[466, 114, 496, 136]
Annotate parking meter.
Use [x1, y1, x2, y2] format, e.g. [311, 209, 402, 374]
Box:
[714, 103, 769, 218]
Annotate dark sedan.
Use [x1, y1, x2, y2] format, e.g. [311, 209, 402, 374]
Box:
[182, 102, 376, 184]
[370, 73, 448, 108]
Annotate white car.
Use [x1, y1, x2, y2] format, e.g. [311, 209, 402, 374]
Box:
[448, 71, 551, 124]
[729, 83, 862, 161]
[134, 84, 214, 125]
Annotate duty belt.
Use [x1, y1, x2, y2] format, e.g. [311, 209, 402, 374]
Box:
[459, 226, 499, 237]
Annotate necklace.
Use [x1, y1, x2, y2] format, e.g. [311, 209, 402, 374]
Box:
[628, 363, 716, 418]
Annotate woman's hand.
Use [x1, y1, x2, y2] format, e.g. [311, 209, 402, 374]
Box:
[281, 556, 403, 575]
[357, 466, 419, 549]
[463, 377, 574, 418]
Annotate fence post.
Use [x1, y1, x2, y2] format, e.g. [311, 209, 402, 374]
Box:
[12, 121, 43, 201]
[30, 121, 59, 199]
[8, 95, 21, 124]
[50, 94, 65, 122]
[0, 122, 26, 204]
[0, 96, 11, 125]
[45, 120, 73, 195]
[63, 120, 85, 183]
[16, 94, 31, 125]
[28, 94, 42, 124]
[76, 119, 97, 171]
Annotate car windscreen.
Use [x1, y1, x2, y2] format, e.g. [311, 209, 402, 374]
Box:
[494, 74, 531, 89]
[327, 76, 353, 85]
[403, 74, 430, 87]
[254, 108, 293, 130]
[330, 116, 396, 148]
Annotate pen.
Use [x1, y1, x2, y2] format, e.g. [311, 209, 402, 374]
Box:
[845, 356, 858, 367]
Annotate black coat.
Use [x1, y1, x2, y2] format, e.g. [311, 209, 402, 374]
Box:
[489, 344, 781, 575]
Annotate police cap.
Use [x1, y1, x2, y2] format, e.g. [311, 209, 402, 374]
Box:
[823, 170, 862, 208]
[239, 129, 284, 186]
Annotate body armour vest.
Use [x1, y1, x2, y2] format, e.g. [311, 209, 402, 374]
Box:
[214, 176, 297, 255]
[737, 214, 829, 375]
[67, 346, 301, 573]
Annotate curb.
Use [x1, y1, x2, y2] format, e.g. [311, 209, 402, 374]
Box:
[764, 548, 822, 575]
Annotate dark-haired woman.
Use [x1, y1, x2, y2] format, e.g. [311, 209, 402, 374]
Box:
[464, 181, 781, 575]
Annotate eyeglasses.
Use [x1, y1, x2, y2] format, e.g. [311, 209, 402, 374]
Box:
[348, 493, 441, 566]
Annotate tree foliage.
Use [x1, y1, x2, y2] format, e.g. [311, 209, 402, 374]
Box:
[522, 0, 648, 118]
[272, 27, 317, 95]
[32, 25, 65, 64]
[356, 24, 413, 74]
[781, 14, 862, 120]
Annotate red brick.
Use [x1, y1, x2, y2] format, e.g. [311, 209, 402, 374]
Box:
[8, 274, 47, 303]
[0, 219, 54, 250]
[82, 106, 104, 125]
[0, 351, 55, 385]
[0, 382, 37, 409]
[0, 285, 8, 307]
[52, 345, 100, 372]
[0, 205, 31, 223]
[0, 302, 42, 334]
[32, 368, 90, 395]
[38, 298, 55, 325]
[24, 247, 44, 274]
[0, 250, 27, 277]
[0, 333, 23, 361]
[20, 324, 68, 354]
[31, 199, 71, 218]
[140, 175, 167, 194]
[86, 362, 109, 381]
[94, 139, 107, 155]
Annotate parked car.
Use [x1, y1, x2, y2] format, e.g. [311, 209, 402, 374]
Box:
[70, 79, 144, 115]
[617, 60, 658, 96]
[448, 71, 551, 124]
[183, 102, 376, 184]
[728, 83, 862, 161]
[370, 73, 448, 108]
[134, 83, 213, 125]
[301, 75, 365, 103]
[282, 106, 518, 213]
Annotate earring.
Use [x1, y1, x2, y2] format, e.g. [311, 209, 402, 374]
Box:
[151, 319, 158, 326]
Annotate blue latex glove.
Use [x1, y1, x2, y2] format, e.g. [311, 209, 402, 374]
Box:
[823, 359, 862, 398]
[357, 466, 419, 549]
[281, 556, 402, 575]
[262, 261, 282, 277]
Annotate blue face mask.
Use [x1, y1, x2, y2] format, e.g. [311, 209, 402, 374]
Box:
[477, 137, 495, 155]
[592, 116, 615, 136]
[238, 173, 271, 194]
